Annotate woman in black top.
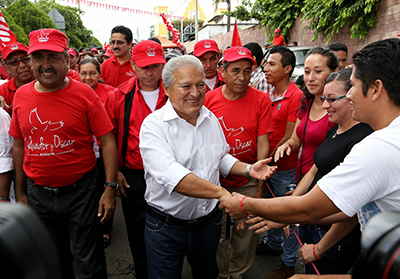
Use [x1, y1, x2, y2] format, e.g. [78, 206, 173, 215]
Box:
[292, 68, 373, 274]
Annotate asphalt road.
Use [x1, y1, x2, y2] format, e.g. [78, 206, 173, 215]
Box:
[105, 197, 305, 279]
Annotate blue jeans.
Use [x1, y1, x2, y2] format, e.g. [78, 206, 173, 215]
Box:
[27, 169, 107, 279]
[145, 207, 223, 279]
[264, 168, 299, 267]
[301, 224, 361, 274]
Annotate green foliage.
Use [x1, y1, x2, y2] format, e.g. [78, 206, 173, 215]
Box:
[0, 0, 16, 9]
[1, 9, 29, 45]
[227, 0, 381, 43]
[226, 0, 303, 43]
[301, 0, 380, 42]
[5, 0, 56, 36]
[37, 0, 100, 49]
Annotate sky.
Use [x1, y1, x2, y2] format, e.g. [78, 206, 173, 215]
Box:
[51, 0, 238, 46]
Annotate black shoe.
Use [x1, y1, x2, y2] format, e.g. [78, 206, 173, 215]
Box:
[103, 234, 111, 248]
[256, 243, 282, 256]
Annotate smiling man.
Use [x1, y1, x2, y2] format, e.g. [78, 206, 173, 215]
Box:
[204, 46, 273, 279]
[9, 29, 118, 279]
[101, 25, 135, 87]
[105, 39, 167, 279]
[193, 39, 225, 92]
[0, 42, 34, 115]
[139, 55, 276, 278]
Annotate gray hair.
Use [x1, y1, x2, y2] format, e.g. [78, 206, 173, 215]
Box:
[163, 55, 205, 89]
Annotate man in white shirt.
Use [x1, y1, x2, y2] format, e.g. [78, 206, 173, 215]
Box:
[220, 38, 400, 243]
[0, 107, 13, 202]
[139, 55, 276, 278]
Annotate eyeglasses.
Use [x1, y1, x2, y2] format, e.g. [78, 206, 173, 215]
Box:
[320, 94, 347, 104]
[6, 57, 31, 67]
[110, 40, 127, 46]
[79, 72, 99, 78]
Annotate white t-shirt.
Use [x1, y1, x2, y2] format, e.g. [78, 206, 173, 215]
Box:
[205, 75, 217, 91]
[0, 108, 13, 173]
[141, 88, 160, 112]
[319, 116, 400, 231]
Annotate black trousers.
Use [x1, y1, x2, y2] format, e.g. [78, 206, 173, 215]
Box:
[27, 169, 107, 279]
[120, 167, 148, 279]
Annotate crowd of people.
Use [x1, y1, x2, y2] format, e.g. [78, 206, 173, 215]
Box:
[0, 24, 399, 279]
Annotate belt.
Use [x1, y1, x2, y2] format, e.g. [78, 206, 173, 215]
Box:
[147, 205, 220, 227]
[33, 168, 96, 195]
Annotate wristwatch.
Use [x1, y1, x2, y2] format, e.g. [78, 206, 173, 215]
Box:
[246, 164, 253, 180]
[104, 182, 119, 191]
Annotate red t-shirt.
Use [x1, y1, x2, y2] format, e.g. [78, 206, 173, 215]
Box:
[204, 86, 273, 188]
[273, 34, 285, 46]
[105, 77, 167, 170]
[67, 69, 80, 81]
[0, 66, 9, 80]
[206, 71, 225, 92]
[269, 82, 302, 170]
[101, 55, 136, 88]
[0, 78, 18, 115]
[9, 79, 113, 187]
[295, 102, 335, 180]
[95, 82, 115, 105]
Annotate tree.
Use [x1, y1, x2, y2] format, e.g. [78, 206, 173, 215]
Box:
[5, 0, 56, 37]
[1, 9, 29, 45]
[37, 0, 100, 49]
[0, 0, 15, 9]
[227, 0, 380, 44]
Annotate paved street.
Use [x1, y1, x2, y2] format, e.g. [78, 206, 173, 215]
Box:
[105, 197, 305, 279]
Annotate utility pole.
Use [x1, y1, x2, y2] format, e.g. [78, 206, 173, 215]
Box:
[195, 0, 198, 42]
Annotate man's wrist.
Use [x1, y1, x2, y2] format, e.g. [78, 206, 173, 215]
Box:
[104, 182, 119, 191]
[246, 164, 253, 180]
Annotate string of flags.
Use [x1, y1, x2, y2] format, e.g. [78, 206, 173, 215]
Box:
[56, 0, 186, 20]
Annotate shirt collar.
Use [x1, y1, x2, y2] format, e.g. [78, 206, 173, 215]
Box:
[163, 100, 211, 126]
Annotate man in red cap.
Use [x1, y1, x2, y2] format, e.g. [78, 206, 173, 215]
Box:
[9, 28, 118, 279]
[105, 39, 167, 279]
[204, 46, 273, 279]
[272, 28, 285, 47]
[65, 47, 80, 81]
[67, 47, 79, 71]
[101, 25, 135, 87]
[193, 39, 225, 92]
[0, 42, 34, 115]
[90, 47, 99, 55]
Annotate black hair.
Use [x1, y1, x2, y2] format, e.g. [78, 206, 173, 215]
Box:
[325, 67, 353, 92]
[243, 42, 263, 67]
[352, 38, 400, 107]
[148, 37, 162, 45]
[79, 57, 101, 74]
[300, 47, 339, 111]
[269, 46, 296, 77]
[327, 42, 348, 54]
[111, 25, 133, 43]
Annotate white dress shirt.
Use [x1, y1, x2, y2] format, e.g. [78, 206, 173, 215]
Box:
[0, 108, 13, 174]
[139, 100, 238, 220]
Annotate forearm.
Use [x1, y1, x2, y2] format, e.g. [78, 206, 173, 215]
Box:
[0, 171, 13, 199]
[13, 140, 26, 198]
[315, 218, 358, 255]
[292, 165, 318, 196]
[98, 133, 118, 183]
[174, 173, 229, 200]
[242, 186, 340, 224]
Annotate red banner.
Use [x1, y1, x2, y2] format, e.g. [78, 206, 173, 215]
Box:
[160, 13, 181, 46]
[0, 12, 17, 48]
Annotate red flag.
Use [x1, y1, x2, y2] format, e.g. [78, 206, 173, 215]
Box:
[102, 41, 110, 51]
[0, 12, 17, 48]
[231, 20, 242, 47]
[160, 13, 181, 46]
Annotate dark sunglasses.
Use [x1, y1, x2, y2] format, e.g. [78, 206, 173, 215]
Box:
[6, 57, 31, 67]
[320, 94, 347, 104]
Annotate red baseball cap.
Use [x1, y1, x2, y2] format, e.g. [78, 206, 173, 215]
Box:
[102, 48, 113, 58]
[275, 28, 281, 33]
[67, 48, 77, 57]
[131, 40, 165, 68]
[2, 42, 29, 60]
[193, 39, 219, 57]
[90, 47, 98, 53]
[28, 29, 68, 55]
[222, 46, 256, 65]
